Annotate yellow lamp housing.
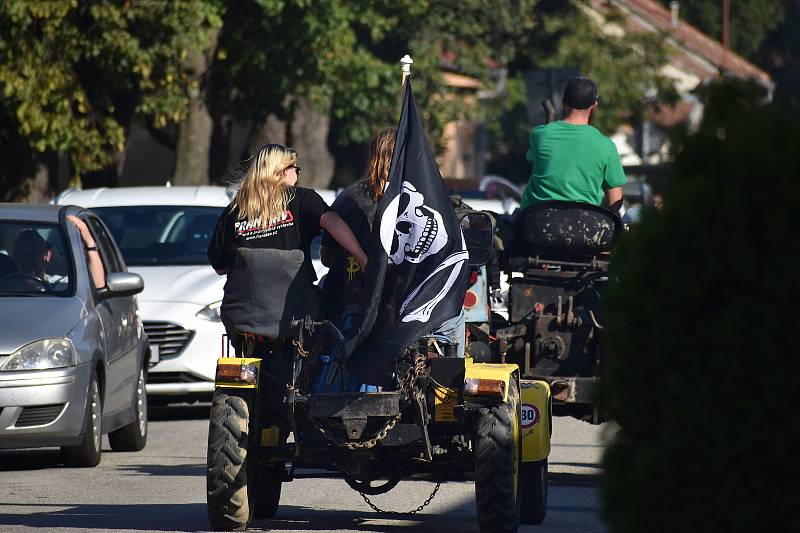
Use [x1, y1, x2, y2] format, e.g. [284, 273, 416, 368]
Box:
[214, 357, 261, 388]
[463, 359, 519, 403]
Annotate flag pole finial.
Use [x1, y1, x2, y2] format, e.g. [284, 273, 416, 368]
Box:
[400, 54, 413, 85]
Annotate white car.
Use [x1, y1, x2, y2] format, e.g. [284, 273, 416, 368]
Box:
[53, 186, 335, 402]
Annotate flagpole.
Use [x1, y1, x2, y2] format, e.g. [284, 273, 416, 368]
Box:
[400, 54, 413, 87]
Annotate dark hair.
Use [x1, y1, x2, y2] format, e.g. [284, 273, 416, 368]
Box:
[563, 77, 599, 110]
[364, 128, 396, 202]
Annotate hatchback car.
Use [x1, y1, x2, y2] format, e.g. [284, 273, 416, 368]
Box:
[0, 204, 148, 466]
[53, 186, 340, 402]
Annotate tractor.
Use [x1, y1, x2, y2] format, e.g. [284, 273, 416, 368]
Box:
[205, 211, 552, 533]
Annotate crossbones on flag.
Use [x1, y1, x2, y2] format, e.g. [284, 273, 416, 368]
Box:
[346, 78, 470, 385]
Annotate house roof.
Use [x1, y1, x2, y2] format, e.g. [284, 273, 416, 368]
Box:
[592, 0, 772, 90]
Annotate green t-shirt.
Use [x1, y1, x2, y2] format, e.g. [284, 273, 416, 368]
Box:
[520, 121, 626, 208]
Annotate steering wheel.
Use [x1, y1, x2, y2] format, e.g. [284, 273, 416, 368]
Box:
[0, 272, 48, 292]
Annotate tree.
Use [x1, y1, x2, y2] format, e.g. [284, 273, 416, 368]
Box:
[660, 0, 785, 60]
[485, 0, 678, 182]
[600, 80, 800, 533]
[756, 0, 800, 115]
[205, 0, 539, 187]
[0, 1, 219, 200]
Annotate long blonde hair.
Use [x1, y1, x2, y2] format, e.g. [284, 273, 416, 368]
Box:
[233, 143, 296, 224]
[365, 128, 396, 202]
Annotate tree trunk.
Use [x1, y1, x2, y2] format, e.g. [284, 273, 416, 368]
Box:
[246, 96, 334, 189]
[16, 152, 57, 203]
[173, 28, 220, 186]
[288, 96, 334, 189]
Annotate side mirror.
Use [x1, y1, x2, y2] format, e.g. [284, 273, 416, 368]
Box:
[460, 211, 494, 267]
[102, 272, 144, 298]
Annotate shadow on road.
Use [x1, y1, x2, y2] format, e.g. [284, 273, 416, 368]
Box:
[251, 502, 478, 532]
[0, 448, 63, 471]
[0, 501, 477, 532]
[548, 462, 602, 487]
[0, 502, 209, 531]
[117, 463, 206, 477]
[148, 403, 211, 421]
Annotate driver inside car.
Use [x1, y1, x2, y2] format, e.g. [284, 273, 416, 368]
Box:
[10, 216, 105, 291]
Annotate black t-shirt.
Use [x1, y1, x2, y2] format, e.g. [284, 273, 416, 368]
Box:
[208, 186, 328, 282]
[321, 180, 378, 319]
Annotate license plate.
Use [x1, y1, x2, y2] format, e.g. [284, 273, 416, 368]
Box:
[149, 344, 160, 366]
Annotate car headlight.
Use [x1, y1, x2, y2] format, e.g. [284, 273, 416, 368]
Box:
[0, 339, 76, 371]
[196, 301, 222, 322]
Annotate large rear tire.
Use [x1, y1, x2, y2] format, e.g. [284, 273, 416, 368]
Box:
[109, 366, 148, 452]
[62, 369, 102, 467]
[207, 392, 253, 531]
[519, 459, 548, 524]
[475, 378, 521, 533]
[253, 462, 283, 518]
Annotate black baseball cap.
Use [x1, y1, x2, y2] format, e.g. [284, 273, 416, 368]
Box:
[563, 77, 599, 110]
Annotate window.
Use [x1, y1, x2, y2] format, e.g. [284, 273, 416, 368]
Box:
[0, 221, 74, 296]
[92, 206, 224, 266]
[86, 216, 123, 273]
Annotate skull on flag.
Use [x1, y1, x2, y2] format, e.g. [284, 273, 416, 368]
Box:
[384, 182, 448, 264]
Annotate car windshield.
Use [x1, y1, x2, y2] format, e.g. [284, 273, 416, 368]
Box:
[92, 206, 224, 266]
[0, 221, 74, 296]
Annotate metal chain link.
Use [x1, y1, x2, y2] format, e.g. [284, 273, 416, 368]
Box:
[359, 482, 442, 515]
[292, 339, 311, 358]
[305, 352, 427, 450]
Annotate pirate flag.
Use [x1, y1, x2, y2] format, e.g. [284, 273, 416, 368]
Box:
[346, 78, 470, 385]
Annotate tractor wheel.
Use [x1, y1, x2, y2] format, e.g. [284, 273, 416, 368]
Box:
[253, 462, 283, 518]
[207, 392, 253, 531]
[519, 459, 548, 524]
[475, 378, 521, 533]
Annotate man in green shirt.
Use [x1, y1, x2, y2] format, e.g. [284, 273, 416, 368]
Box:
[520, 77, 625, 211]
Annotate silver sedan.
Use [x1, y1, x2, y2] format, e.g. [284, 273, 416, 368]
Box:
[0, 204, 149, 466]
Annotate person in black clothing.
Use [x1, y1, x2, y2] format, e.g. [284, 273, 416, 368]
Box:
[320, 128, 393, 326]
[208, 143, 367, 350]
[321, 128, 467, 355]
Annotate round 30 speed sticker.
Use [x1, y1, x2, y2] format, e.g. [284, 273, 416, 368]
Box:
[521, 403, 541, 429]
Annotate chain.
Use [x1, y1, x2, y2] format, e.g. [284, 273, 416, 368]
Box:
[359, 482, 442, 515]
[292, 339, 311, 358]
[306, 351, 427, 450]
[308, 411, 402, 450]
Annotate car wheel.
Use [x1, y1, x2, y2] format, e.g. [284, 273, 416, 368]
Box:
[109, 365, 148, 452]
[62, 369, 102, 467]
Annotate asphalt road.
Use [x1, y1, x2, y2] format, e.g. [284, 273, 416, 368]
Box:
[0, 405, 610, 533]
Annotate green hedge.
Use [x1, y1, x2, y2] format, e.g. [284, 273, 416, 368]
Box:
[600, 82, 800, 533]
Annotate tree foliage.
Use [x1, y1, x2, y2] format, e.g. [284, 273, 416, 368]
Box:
[212, 0, 538, 149]
[0, 0, 220, 193]
[486, 0, 678, 181]
[600, 80, 800, 533]
[1, 0, 679, 197]
[660, 0, 785, 60]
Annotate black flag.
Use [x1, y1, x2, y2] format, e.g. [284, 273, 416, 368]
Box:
[346, 78, 470, 385]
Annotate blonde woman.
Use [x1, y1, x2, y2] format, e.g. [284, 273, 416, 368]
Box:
[209, 143, 367, 279]
[208, 144, 367, 354]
